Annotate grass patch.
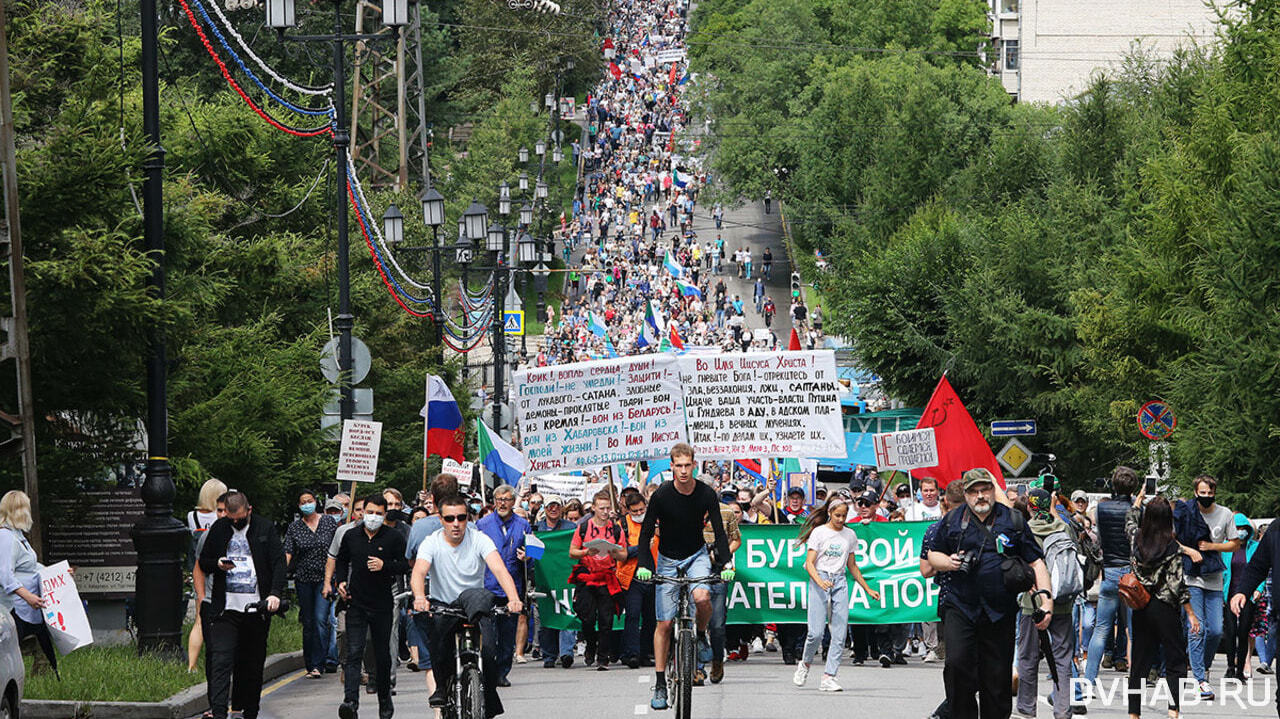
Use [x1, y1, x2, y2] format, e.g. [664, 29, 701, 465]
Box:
[24, 613, 302, 703]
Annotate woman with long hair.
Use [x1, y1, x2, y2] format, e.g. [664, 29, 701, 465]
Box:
[187, 477, 227, 672]
[791, 496, 880, 692]
[0, 490, 58, 675]
[1126, 491, 1200, 718]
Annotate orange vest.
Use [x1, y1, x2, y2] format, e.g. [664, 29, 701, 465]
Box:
[616, 515, 658, 590]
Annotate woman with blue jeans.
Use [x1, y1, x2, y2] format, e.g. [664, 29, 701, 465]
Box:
[791, 497, 880, 692]
[283, 489, 339, 678]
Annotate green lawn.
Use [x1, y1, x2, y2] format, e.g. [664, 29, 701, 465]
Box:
[24, 613, 302, 703]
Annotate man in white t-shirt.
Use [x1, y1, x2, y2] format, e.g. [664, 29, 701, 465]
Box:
[411, 494, 522, 717]
[906, 478, 944, 522]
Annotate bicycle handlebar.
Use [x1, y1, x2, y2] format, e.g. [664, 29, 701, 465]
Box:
[644, 575, 723, 586]
[422, 603, 511, 619]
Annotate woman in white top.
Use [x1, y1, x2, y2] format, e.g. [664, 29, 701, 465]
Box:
[0, 490, 58, 675]
[791, 496, 880, 692]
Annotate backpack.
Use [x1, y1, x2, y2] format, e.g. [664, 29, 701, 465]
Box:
[1074, 526, 1104, 591]
[1041, 529, 1086, 601]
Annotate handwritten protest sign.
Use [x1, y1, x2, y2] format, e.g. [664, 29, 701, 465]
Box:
[337, 420, 382, 483]
[39, 561, 93, 655]
[680, 351, 844, 459]
[873, 427, 938, 471]
[512, 355, 686, 472]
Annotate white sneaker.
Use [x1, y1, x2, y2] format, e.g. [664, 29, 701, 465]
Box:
[751, 638, 765, 653]
[923, 651, 939, 663]
[793, 661, 809, 687]
[1199, 680, 1215, 699]
[819, 676, 843, 692]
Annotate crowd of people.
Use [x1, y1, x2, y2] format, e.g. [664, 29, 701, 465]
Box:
[527, 0, 825, 367]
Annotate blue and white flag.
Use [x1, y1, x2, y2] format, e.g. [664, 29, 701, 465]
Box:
[587, 311, 609, 337]
[676, 279, 701, 298]
[635, 300, 662, 349]
[663, 251, 683, 279]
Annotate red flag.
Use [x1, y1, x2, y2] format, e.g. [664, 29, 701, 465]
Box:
[788, 327, 802, 350]
[608, 62, 622, 80]
[669, 324, 685, 350]
[910, 375, 1005, 489]
[668, 61, 679, 86]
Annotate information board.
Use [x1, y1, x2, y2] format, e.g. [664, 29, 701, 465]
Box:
[44, 488, 145, 598]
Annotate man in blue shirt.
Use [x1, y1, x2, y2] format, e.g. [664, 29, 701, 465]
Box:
[475, 484, 531, 687]
[926, 468, 1053, 719]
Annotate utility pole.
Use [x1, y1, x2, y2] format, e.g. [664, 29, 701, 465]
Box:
[131, 0, 187, 654]
[0, 0, 41, 554]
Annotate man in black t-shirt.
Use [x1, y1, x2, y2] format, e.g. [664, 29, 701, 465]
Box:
[635, 443, 734, 710]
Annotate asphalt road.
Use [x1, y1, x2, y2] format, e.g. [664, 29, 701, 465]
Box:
[254, 647, 1280, 719]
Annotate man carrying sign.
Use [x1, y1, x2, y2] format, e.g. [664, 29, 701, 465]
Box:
[635, 443, 734, 711]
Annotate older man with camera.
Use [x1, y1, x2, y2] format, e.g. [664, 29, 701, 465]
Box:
[926, 469, 1054, 719]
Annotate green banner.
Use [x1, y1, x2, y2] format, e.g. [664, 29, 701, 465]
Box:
[531, 521, 940, 630]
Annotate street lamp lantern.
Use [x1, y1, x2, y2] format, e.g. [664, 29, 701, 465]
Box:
[453, 235, 474, 265]
[552, 145, 563, 163]
[420, 186, 445, 227]
[519, 146, 529, 164]
[266, 0, 295, 29]
[518, 171, 529, 192]
[535, 179, 548, 200]
[535, 139, 546, 157]
[381, 0, 409, 27]
[545, 92, 555, 108]
[382, 204, 404, 247]
[498, 181, 511, 216]
[457, 219, 466, 242]
[520, 203, 534, 227]
[463, 198, 488, 242]
[565, 57, 576, 70]
[519, 233, 538, 264]
[486, 223, 506, 253]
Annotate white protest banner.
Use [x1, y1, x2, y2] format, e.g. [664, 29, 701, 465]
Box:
[656, 48, 686, 63]
[39, 561, 93, 655]
[441, 458, 475, 483]
[680, 351, 844, 459]
[872, 427, 938, 471]
[512, 355, 686, 471]
[337, 419, 382, 483]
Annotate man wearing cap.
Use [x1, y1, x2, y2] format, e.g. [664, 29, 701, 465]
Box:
[780, 487, 810, 525]
[1070, 490, 1090, 519]
[926, 468, 1054, 719]
[533, 495, 577, 669]
[855, 490, 888, 524]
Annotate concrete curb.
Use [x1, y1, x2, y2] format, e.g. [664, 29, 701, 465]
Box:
[21, 650, 304, 719]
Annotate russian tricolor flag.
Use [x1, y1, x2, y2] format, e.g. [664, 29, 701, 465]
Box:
[421, 374, 464, 463]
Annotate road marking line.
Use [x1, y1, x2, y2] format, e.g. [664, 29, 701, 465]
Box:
[638, 675, 649, 683]
[634, 705, 648, 715]
[261, 670, 306, 697]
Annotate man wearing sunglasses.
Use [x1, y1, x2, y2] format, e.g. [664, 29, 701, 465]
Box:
[411, 494, 523, 717]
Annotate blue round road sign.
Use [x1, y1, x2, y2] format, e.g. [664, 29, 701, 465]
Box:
[1138, 400, 1176, 440]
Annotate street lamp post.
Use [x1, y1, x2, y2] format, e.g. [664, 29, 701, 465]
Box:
[273, 0, 406, 423]
[132, 0, 187, 655]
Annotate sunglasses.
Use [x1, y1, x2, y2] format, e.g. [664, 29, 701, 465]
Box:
[440, 514, 468, 524]
[856, 500, 874, 507]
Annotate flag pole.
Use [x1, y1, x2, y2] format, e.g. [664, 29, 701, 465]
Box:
[422, 374, 430, 493]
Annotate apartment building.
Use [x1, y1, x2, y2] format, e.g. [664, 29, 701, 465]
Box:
[989, 0, 1224, 103]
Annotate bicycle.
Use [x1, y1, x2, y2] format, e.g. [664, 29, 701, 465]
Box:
[646, 570, 722, 719]
[422, 602, 509, 719]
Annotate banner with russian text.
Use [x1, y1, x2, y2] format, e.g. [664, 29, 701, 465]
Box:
[531, 522, 938, 630]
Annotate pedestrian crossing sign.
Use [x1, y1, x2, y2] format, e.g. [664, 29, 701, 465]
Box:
[503, 311, 524, 336]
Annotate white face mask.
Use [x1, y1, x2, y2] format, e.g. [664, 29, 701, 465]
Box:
[363, 514, 385, 531]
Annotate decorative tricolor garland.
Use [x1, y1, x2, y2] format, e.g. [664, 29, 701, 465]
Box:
[177, 0, 507, 338]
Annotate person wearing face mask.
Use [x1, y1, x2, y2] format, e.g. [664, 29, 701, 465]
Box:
[335, 494, 409, 719]
[285, 489, 340, 678]
[1222, 514, 1261, 680]
[326, 497, 365, 671]
[370, 488, 411, 694]
[618, 492, 656, 669]
[198, 490, 287, 719]
[1177, 474, 1241, 698]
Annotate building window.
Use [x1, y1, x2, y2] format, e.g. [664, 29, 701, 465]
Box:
[1003, 39, 1019, 70]
[1001, 0, 1018, 13]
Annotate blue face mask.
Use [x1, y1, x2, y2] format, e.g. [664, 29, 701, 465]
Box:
[299, 502, 316, 515]
[1239, 528, 1252, 542]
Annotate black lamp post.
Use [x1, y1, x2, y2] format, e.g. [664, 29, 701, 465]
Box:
[132, 0, 187, 655]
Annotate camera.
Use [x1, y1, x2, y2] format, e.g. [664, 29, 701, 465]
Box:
[956, 550, 974, 574]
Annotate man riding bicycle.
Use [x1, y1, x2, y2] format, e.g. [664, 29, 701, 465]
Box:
[635, 443, 735, 710]
[410, 494, 523, 718]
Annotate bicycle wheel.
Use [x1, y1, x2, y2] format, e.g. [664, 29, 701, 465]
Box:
[676, 626, 694, 719]
[461, 666, 485, 719]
